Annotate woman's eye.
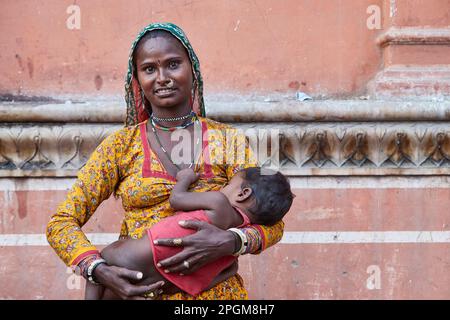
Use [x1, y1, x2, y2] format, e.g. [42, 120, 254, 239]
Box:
[145, 66, 155, 73]
[169, 61, 179, 69]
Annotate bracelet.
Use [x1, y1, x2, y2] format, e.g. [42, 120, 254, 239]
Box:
[228, 228, 248, 256]
[87, 258, 107, 285]
[244, 227, 262, 254]
[77, 253, 101, 279]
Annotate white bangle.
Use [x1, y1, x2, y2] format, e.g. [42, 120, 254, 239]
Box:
[228, 228, 248, 256]
[87, 258, 107, 285]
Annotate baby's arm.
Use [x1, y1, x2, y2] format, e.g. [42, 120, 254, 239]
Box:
[169, 169, 234, 228]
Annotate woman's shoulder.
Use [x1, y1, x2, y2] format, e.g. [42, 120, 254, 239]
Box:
[199, 116, 235, 131]
[99, 122, 142, 149]
[110, 122, 142, 139]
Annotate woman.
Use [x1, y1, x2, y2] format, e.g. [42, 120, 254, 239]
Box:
[46, 22, 284, 300]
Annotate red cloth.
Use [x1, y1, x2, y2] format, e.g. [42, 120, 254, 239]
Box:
[148, 209, 249, 296]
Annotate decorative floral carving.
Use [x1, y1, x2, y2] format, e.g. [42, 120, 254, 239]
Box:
[0, 124, 119, 173]
[0, 123, 449, 176]
[240, 123, 450, 171]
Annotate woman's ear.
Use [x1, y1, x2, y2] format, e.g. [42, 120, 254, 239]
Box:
[236, 187, 253, 202]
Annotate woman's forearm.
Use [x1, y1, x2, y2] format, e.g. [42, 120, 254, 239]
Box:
[240, 220, 285, 255]
[46, 208, 99, 267]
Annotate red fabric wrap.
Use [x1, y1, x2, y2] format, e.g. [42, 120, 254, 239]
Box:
[148, 209, 248, 296]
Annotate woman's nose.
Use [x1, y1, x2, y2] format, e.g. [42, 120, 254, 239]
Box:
[156, 68, 169, 83]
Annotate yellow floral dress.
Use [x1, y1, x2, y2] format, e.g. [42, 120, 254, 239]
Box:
[47, 117, 284, 300]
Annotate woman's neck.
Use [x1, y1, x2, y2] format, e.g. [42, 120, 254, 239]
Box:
[151, 107, 191, 118]
[149, 103, 193, 127]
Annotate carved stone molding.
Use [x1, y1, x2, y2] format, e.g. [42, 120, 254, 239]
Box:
[0, 124, 120, 177]
[1, 122, 449, 177]
[235, 123, 450, 176]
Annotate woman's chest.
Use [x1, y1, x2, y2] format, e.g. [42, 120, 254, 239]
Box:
[116, 148, 228, 210]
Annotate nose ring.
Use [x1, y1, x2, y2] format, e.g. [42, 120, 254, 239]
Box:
[167, 79, 174, 88]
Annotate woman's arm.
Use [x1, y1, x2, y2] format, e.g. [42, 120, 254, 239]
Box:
[46, 132, 121, 267]
[239, 219, 285, 254]
[153, 219, 284, 274]
[46, 129, 158, 299]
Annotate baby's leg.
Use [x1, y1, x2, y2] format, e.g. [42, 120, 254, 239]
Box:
[85, 280, 106, 300]
[84, 234, 172, 299]
[100, 235, 159, 282]
[83, 240, 133, 299]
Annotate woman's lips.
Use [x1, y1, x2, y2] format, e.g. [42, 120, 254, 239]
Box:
[154, 87, 177, 97]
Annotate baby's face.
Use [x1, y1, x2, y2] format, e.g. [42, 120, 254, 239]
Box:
[220, 172, 245, 202]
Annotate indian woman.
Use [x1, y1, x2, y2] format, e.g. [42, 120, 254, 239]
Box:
[46, 22, 284, 300]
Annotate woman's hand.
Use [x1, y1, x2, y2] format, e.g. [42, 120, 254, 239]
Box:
[93, 263, 165, 300]
[153, 220, 237, 274]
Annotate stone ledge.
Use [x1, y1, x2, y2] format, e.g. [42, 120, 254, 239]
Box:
[1, 99, 450, 123]
[376, 27, 450, 47]
[0, 101, 125, 123]
[368, 65, 450, 100]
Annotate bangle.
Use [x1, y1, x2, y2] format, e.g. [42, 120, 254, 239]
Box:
[87, 258, 107, 285]
[77, 253, 101, 279]
[228, 228, 248, 256]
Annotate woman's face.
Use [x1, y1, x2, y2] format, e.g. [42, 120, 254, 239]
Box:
[134, 34, 194, 111]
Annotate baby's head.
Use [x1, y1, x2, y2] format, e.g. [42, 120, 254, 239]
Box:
[221, 167, 294, 225]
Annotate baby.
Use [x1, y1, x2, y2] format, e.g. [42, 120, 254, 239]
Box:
[85, 167, 294, 299]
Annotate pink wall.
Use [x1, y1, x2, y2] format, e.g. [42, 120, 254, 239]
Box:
[1, 0, 449, 300]
[1, 0, 384, 98]
[388, 0, 450, 27]
[1, 184, 449, 299]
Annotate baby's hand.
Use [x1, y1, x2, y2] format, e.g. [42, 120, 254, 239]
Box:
[176, 168, 200, 183]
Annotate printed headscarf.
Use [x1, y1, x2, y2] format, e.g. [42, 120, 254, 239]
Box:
[124, 22, 205, 126]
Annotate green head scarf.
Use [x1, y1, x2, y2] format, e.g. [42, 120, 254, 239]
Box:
[124, 22, 205, 126]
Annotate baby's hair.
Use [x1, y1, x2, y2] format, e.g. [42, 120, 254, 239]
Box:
[240, 167, 294, 225]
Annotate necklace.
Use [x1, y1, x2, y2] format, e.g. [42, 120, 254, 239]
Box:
[150, 116, 201, 170]
[152, 111, 195, 122]
[150, 116, 195, 132]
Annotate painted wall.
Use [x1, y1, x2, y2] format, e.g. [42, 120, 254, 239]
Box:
[1, 0, 385, 98]
[1, 0, 449, 300]
[0, 177, 449, 299]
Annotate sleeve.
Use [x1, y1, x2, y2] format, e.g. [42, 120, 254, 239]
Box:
[224, 126, 285, 255]
[46, 130, 123, 267]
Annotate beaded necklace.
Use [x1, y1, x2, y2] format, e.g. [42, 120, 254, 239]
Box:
[150, 112, 197, 132]
[150, 114, 201, 170]
[150, 117, 195, 132]
[152, 111, 194, 122]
